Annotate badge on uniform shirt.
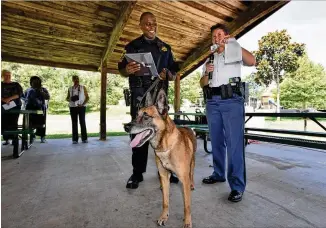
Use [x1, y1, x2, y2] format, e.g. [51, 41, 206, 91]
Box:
[161, 46, 168, 52]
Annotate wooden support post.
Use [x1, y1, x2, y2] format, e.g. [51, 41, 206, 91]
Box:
[174, 74, 181, 115]
[100, 63, 107, 141]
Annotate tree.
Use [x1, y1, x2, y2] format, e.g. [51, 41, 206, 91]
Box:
[168, 71, 202, 106]
[243, 73, 266, 99]
[254, 29, 305, 113]
[280, 56, 326, 110]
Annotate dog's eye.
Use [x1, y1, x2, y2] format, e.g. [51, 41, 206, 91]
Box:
[143, 112, 151, 119]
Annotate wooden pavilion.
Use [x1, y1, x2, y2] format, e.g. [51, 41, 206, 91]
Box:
[1, 0, 288, 140]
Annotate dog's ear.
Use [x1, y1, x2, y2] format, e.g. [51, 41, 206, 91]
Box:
[155, 89, 168, 115]
[145, 91, 153, 107]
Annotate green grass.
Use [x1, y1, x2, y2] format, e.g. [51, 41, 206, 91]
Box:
[46, 131, 127, 139]
[265, 117, 303, 121]
[2, 132, 127, 141]
[48, 106, 97, 115]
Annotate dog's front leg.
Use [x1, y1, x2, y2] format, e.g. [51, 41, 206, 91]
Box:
[180, 174, 192, 228]
[155, 155, 171, 226]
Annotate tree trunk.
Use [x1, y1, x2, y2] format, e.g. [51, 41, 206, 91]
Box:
[276, 73, 281, 121]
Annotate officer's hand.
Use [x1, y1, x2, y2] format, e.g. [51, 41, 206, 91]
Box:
[219, 35, 232, 47]
[205, 62, 214, 74]
[126, 62, 141, 74]
[159, 68, 167, 80]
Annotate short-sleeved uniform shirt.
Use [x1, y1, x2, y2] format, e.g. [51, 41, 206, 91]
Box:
[201, 45, 242, 87]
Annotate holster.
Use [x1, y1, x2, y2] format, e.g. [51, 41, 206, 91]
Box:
[220, 84, 233, 99]
[203, 85, 212, 101]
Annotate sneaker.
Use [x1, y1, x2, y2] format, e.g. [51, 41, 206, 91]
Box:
[40, 137, 46, 143]
[2, 140, 9, 146]
[82, 140, 88, 143]
[72, 141, 78, 144]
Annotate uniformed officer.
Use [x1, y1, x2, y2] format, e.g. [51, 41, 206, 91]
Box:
[118, 12, 179, 189]
[200, 24, 256, 202]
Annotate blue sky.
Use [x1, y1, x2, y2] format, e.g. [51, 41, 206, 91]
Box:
[197, 1, 326, 77]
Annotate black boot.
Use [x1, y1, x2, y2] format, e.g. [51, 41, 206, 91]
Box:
[157, 171, 179, 184]
[169, 172, 179, 183]
[126, 174, 143, 189]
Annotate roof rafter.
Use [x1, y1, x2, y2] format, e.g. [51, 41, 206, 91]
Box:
[100, 1, 137, 70]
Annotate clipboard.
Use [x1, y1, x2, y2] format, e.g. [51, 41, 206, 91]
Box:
[125, 52, 159, 77]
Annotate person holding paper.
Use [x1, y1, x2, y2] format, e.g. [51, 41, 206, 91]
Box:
[24, 76, 50, 143]
[66, 75, 89, 144]
[200, 24, 255, 202]
[118, 12, 179, 189]
[1, 70, 23, 145]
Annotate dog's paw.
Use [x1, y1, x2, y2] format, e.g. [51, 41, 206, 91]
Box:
[183, 223, 192, 228]
[183, 217, 192, 228]
[157, 213, 169, 226]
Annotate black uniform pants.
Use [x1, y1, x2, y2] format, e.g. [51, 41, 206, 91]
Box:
[1, 106, 21, 141]
[30, 110, 46, 137]
[130, 87, 149, 177]
[69, 106, 87, 142]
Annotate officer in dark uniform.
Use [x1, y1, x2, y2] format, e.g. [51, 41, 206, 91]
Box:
[118, 12, 179, 189]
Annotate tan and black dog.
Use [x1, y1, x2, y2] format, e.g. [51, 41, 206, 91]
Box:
[124, 89, 197, 228]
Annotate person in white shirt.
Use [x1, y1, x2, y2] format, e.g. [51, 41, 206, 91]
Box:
[200, 24, 256, 202]
[66, 75, 89, 144]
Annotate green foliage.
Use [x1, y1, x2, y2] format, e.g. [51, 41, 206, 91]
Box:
[254, 29, 305, 86]
[280, 56, 326, 110]
[253, 29, 306, 113]
[1, 62, 128, 114]
[1, 62, 202, 113]
[180, 71, 202, 105]
[166, 71, 202, 106]
[243, 73, 266, 98]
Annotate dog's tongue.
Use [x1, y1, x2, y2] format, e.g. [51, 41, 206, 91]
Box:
[130, 130, 151, 148]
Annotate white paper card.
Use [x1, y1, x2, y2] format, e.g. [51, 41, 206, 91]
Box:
[2, 101, 17, 110]
[225, 38, 242, 64]
[125, 52, 159, 77]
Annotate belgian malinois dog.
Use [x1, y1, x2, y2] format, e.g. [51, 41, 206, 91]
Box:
[124, 89, 196, 228]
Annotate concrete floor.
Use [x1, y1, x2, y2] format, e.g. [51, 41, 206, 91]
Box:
[1, 137, 326, 228]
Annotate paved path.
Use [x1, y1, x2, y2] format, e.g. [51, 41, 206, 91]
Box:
[2, 138, 326, 228]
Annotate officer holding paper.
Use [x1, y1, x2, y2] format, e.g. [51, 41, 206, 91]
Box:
[200, 24, 256, 202]
[118, 12, 179, 189]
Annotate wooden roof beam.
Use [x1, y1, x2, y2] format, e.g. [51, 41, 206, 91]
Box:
[178, 1, 289, 78]
[100, 1, 136, 70]
[2, 55, 99, 72]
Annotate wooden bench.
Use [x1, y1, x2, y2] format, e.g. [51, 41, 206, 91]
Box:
[190, 126, 326, 153]
[2, 128, 35, 158]
[191, 127, 211, 154]
[2, 109, 40, 159]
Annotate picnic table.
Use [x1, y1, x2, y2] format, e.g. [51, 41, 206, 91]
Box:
[170, 111, 326, 152]
[2, 109, 42, 158]
[126, 111, 326, 151]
